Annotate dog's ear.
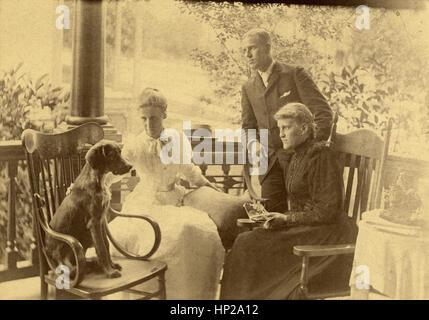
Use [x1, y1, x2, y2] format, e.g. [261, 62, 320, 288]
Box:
[85, 147, 98, 169]
[85, 144, 107, 170]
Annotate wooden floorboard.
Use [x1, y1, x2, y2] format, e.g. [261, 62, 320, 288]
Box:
[0, 276, 41, 300]
[0, 277, 155, 300]
[0, 275, 370, 300]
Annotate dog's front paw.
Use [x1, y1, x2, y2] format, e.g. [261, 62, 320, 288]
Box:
[112, 262, 122, 271]
[107, 269, 121, 278]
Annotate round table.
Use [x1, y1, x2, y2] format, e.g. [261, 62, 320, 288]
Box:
[349, 214, 429, 300]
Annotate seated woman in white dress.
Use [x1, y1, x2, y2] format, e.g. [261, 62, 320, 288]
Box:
[108, 88, 225, 299]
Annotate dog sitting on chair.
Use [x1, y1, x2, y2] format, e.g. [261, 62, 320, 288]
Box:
[46, 139, 132, 279]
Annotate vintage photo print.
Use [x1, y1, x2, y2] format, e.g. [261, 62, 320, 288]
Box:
[0, 0, 428, 306]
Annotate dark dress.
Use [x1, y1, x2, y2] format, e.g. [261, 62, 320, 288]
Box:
[220, 139, 357, 300]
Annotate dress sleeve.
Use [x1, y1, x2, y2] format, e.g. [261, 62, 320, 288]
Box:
[179, 164, 207, 187]
[177, 135, 208, 187]
[284, 148, 344, 227]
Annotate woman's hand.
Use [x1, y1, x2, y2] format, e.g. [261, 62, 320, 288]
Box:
[263, 212, 289, 230]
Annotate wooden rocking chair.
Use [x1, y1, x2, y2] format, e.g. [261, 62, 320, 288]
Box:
[22, 123, 167, 300]
[293, 119, 392, 299]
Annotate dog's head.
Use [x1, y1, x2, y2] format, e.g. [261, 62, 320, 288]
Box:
[85, 140, 132, 175]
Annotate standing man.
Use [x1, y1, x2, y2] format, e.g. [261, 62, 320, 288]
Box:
[241, 28, 333, 212]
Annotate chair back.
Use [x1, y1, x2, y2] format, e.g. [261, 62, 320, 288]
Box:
[332, 120, 392, 223]
[22, 123, 104, 270]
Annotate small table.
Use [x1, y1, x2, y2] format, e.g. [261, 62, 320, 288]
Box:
[349, 212, 429, 299]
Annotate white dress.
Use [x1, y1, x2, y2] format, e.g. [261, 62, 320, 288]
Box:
[108, 131, 224, 300]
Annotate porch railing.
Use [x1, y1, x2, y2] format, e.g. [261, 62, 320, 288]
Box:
[0, 141, 38, 282]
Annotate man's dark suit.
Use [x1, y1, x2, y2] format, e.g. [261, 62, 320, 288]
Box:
[242, 62, 332, 212]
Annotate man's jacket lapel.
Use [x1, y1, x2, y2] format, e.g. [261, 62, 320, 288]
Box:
[264, 62, 281, 95]
[251, 72, 266, 96]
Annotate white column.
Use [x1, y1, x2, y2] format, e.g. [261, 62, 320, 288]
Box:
[113, 0, 123, 89]
[133, 0, 144, 96]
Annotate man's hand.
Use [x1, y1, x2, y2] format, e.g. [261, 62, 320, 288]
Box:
[263, 212, 288, 230]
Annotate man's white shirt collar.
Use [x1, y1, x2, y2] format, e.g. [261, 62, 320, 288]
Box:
[257, 61, 274, 87]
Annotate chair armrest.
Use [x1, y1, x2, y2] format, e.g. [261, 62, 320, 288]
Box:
[34, 194, 87, 287]
[105, 207, 161, 260]
[41, 227, 87, 287]
[293, 244, 355, 257]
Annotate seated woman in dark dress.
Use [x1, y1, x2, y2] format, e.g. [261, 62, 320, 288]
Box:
[220, 102, 357, 300]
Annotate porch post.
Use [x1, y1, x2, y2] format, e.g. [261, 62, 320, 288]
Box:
[66, 0, 108, 125]
[65, 0, 122, 206]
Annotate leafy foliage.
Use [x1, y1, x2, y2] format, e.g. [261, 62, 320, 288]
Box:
[180, 2, 429, 154]
[319, 65, 391, 132]
[179, 2, 345, 125]
[0, 63, 70, 140]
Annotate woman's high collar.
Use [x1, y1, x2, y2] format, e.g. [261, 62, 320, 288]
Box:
[143, 128, 165, 141]
[291, 137, 314, 155]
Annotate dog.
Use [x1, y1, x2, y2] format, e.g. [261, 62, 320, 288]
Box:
[46, 139, 132, 279]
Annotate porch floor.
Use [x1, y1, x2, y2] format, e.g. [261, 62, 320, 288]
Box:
[0, 277, 41, 300]
[0, 276, 150, 300]
[0, 276, 392, 300]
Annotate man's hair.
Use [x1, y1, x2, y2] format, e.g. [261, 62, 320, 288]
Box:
[274, 102, 317, 138]
[243, 28, 271, 47]
[137, 87, 167, 114]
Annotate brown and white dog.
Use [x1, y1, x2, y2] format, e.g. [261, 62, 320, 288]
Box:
[46, 139, 132, 279]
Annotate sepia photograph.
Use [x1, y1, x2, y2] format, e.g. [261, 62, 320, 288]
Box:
[0, 0, 428, 307]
